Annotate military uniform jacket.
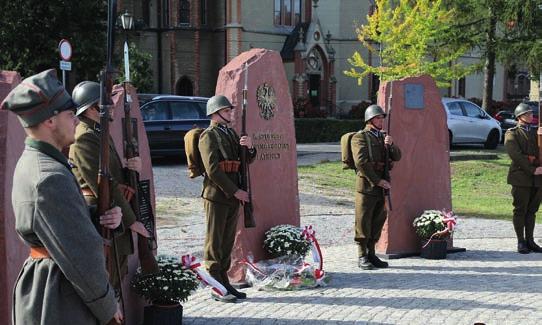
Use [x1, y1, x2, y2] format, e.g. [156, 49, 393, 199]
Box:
[12, 138, 117, 324]
[68, 116, 135, 255]
[504, 125, 542, 187]
[199, 121, 256, 205]
[351, 126, 402, 195]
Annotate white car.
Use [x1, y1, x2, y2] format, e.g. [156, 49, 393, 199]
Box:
[442, 97, 502, 149]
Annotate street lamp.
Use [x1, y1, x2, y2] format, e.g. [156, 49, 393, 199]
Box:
[120, 10, 133, 83]
[121, 10, 134, 31]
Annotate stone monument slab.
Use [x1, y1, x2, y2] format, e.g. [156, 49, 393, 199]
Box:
[110, 83, 157, 325]
[0, 71, 26, 325]
[215, 49, 300, 282]
[376, 75, 453, 256]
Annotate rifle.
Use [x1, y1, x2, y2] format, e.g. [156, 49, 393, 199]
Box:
[98, 0, 124, 323]
[383, 81, 393, 211]
[122, 72, 159, 274]
[241, 62, 256, 228]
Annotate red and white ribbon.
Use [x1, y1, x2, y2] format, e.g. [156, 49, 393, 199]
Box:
[301, 225, 325, 282]
[181, 254, 227, 296]
[242, 257, 268, 277]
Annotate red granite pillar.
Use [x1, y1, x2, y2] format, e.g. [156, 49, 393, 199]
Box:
[215, 49, 300, 282]
[110, 83, 156, 325]
[376, 75, 453, 257]
[0, 71, 27, 325]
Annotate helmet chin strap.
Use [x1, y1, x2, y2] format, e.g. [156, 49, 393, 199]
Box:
[217, 111, 231, 124]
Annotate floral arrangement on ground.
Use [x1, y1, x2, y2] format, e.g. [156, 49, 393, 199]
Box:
[263, 224, 311, 258]
[131, 254, 199, 305]
[412, 209, 456, 240]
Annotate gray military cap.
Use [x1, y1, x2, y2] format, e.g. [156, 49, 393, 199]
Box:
[0, 69, 75, 127]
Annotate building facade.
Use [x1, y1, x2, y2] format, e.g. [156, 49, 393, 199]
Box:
[121, 0, 526, 115]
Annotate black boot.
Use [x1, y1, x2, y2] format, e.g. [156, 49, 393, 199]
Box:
[368, 253, 389, 268]
[211, 290, 237, 303]
[221, 270, 247, 299]
[518, 240, 530, 254]
[367, 240, 388, 268]
[358, 256, 375, 270]
[527, 239, 542, 253]
[208, 270, 238, 302]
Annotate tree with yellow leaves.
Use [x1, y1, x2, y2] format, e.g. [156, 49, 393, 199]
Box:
[345, 0, 475, 88]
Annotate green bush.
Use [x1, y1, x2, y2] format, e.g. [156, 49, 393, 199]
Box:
[295, 118, 362, 143]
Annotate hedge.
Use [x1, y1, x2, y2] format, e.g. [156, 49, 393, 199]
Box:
[294, 118, 363, 143]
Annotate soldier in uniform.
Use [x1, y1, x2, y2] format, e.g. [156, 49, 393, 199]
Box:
[1, 69, 123, 324]
[351, 105, 401, 269]
[504, 103, 542, 254]
[68, 81, 155, 289]
[199, 95, 256, 302]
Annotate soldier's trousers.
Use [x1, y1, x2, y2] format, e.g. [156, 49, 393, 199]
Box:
[511, 186, 542, 241]
[203, 199, 240, 275]
[354, 192, 387, 256]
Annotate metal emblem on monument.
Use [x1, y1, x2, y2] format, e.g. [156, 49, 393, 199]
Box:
[256, 83, 277, 120]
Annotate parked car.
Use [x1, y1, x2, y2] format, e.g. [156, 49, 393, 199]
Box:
[137, 93, 167, 107]
[442, 97, 502, 149]
[140, 95, 210, 157]
[523, 101, 540, 125]
[494, 110, 517, 141]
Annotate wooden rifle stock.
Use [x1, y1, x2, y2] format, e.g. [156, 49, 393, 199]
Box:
[241, 63, 256, 228]
[98, 1, 125, 323]
[122, 82, 159, 274]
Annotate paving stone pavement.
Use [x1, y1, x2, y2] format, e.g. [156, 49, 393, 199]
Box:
[154, 147, 542, 324]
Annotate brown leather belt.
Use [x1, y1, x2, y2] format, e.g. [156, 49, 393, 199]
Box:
[30, 247, 50, 259]
[81, 188, 95, 197]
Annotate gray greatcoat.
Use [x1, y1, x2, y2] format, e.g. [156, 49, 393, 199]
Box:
[11, 138, 117, 325]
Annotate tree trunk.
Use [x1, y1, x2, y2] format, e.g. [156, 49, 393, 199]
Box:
[482, 8, 497, 112]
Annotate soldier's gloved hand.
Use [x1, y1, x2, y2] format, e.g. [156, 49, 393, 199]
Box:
[130, 221, 151, 238]
[534, 167, 542, 175]
[126, 157, 142, 173]
[239, 135, 254, 149]
[377, 179, 391, 190]
[384, 135, 393, 146]
[234, 189, 250, 202]
[100, 206, 122, 229]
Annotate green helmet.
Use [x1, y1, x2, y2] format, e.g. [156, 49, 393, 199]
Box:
[72, 81, 100, 116]
[514, 103, 534, 119]
[364, 104, 386, 122]
[206, 95, 233, 116]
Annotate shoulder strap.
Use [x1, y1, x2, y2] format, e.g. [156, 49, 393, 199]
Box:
[209, 128, 229, 159]
[363, 131, 374, 162]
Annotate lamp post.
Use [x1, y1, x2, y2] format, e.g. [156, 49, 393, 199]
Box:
[120, 10, 134, 83]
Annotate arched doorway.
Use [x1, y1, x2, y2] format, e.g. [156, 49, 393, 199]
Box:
[306, 46, 327, 109]
[176, 76, 194, 96]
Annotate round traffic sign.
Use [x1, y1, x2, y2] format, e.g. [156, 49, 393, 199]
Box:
[59, 39, 72, 61]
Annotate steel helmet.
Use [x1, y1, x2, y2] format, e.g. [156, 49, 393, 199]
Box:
[364, 104, 386, 122]
[514, 103, 534, 119]
[206, 95, 233, 116]
[72, 81, 100, 116]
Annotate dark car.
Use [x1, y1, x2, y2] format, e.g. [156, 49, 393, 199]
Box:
[140, 95, 210, 157]
[523, 101, 540, 125]
[494, 110, 517, 141]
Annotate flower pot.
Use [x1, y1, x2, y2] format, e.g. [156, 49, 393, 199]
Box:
[420, 239, 447, 259]
[143, 304, 183, 325]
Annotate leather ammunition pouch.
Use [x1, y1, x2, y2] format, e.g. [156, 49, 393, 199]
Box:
[219, 160, 240, 173]
[118, 184, 135, 202]
[527, 155, 539, 166]
[372, 161, 394, 172]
